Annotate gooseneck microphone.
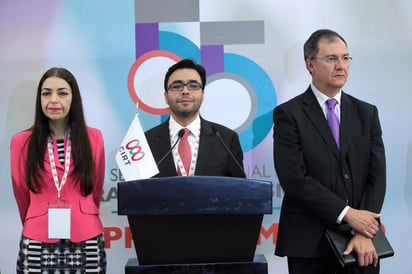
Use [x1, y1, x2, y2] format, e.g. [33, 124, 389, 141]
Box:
[212, 126, 246, 178]
[156, 128, 185, 166]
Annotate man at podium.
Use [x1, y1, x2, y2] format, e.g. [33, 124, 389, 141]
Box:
[144, 59, 245, 178]
[118, 59, 271, 273]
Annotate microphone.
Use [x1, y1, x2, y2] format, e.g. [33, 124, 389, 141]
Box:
[156, 128, 185, 166]
[212, 126, 246, 178]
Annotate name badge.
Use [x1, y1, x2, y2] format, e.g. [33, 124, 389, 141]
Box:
[48, 207, 71, 239]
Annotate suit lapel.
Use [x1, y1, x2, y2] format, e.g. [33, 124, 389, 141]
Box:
[155, 121, 178, 175]
[44, 139, 64, 171]
[302, 88, 340, 158]
[339, 92, 356, 157]
[195, 118, 213, 174]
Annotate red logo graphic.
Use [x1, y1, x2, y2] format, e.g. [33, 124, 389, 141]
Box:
[125, 139, 145, 161]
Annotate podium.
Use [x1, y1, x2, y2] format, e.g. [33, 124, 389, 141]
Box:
[117, 176, 272, 274]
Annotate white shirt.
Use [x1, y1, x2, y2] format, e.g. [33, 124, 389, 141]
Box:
[311, 83, 341, 121]
[169, 115, 201, 171]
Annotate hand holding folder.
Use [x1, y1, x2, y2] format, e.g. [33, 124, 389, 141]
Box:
[325, 224, 394, 267]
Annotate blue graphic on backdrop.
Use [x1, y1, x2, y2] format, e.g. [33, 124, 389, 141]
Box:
[128, 2, 276, 152]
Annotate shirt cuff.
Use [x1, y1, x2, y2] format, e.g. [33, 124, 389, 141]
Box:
[337, 205, 350, 224]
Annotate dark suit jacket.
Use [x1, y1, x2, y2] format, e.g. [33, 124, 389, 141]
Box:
[273, 87, 386, 258]
[145, 117, 245, 178]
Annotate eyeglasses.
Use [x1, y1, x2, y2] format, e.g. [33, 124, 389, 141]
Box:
[167, 81, 202, 92]
[311, 55, 352, 64]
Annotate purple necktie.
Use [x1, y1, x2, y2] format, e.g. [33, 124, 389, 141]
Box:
[326, 99, 340, 148]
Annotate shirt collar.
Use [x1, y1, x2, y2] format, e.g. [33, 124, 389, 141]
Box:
[169, 115, 201, 138]
[311, 83, 342, 106]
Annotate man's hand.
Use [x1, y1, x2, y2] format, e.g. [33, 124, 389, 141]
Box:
[343, 233, 379, 267]
[343, 208, 380, 238]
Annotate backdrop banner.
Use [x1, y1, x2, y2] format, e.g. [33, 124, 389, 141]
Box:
[1, 0, 411, 273]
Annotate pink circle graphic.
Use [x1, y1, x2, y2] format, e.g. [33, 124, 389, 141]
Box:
[127, 50, 181, 115]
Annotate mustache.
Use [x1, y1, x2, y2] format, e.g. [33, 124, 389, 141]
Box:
[177, 96, 193, 102]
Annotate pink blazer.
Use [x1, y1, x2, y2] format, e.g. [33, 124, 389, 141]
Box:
[10, 127, 105, 243]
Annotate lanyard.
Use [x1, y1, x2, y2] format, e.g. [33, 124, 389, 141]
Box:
[171, 127, 200, 176]
[47, 133, 71, 205]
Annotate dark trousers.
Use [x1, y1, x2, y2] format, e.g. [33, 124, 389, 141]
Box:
[287, 257, 380, 274]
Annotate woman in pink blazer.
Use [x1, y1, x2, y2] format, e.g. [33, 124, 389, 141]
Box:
[10, 67, 106, 273]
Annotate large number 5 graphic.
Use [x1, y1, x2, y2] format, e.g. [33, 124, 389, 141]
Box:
[127, 32, 276, 152]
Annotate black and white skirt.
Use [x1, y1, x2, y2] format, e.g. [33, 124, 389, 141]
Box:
[17, 234, 106, 274]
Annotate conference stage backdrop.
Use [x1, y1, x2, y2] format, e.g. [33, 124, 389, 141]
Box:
[1, 0, 411, 273]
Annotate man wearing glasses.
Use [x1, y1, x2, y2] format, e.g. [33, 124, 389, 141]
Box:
[273, 29, 386, 273]
[145, 59, 245, 178]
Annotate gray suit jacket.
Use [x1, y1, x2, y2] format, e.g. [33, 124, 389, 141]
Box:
[273, 86, 386, 257]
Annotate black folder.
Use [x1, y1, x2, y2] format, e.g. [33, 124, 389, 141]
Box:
[325, 224, 394, 267]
